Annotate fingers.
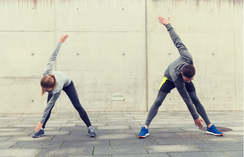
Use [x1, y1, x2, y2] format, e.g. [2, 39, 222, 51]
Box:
[35, 127, 40, 132]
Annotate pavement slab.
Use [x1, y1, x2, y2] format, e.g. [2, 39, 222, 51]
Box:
[193, 143, 243, 151]
[110, 138, 158, 146]
[168, 151, 229, 157]
[0, 141, 18, 148]
[145, 144, 201, 153]
[94, 145, 148, 155]
[61, 140, 109, 148]
[153, 137, 205, 145]
[222, 150, 243, 157]
[50, 135, 96, 142]
[37, 147, 93, 156]
[112, 154, 170, 157]
[11, 141, 63, 149]
[0, 149, 42, 157]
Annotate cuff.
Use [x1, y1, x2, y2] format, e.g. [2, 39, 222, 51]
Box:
[166, 23, 172, 31]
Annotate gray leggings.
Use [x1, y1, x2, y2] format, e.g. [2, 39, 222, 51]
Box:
[145, 90, 211, 126]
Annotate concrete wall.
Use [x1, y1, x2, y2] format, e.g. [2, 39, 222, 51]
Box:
[0, 0, 242, 113]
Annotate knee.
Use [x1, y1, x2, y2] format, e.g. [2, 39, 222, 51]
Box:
[75, 105, 85, 113]
[153, 99, 163, 108]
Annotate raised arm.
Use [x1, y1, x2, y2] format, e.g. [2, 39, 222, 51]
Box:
[42, 35, 69, 76]
[158, 17, 189, 56]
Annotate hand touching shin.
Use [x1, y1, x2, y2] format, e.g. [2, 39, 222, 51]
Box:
[35, 122, 43, 132]
[194, 117, 204, 128]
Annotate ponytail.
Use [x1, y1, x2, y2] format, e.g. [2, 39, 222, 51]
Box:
[40, 74, 57, 96]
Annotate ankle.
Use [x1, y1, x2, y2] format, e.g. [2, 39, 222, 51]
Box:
[144, 125, 148, 129]
[207, 124, 212, 128]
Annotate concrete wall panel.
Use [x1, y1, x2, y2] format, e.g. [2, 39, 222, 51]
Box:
[56, 0, 145, 32]
[0, 0, 54, 31]
[0, 32, 54, 77]
[54, 31, 147, 112]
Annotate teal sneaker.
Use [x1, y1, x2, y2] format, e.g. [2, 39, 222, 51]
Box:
[206, 124, 223, 136]
[32, 128, 45, 138]
[138, 126, 149, 138]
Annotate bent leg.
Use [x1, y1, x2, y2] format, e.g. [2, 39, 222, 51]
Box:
[145, 91, 168, 126]
[63, 81, 91, 127]
[189, 91, 211, 126]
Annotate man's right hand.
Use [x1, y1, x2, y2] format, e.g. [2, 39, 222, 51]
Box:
[158, 17, 170, 26]
[194, 117, 204, 128]
[59, 35, 69, 43]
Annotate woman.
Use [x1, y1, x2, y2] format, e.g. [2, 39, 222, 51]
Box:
[33, 35, 96, 138]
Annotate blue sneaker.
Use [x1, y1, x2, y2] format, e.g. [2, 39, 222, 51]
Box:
[206, 124, 223, 136]
[32, 128, 45, 138]
[138, 126, 149, 138]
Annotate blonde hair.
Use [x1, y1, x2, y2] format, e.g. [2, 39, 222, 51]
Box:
[40, 74, 57, 96]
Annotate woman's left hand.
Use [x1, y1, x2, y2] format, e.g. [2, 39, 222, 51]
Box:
[59, 35, 69, 43]
[35, 122, 43, 132]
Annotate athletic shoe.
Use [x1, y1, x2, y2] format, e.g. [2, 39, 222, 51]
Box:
[138, 126, 149, 138]
[32, 128, 45, 138]
[206, 124, 223, 136]
[87, 126, 96, 137]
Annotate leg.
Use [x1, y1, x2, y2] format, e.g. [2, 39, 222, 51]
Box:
[145, 77, 175, 127]
[145, 91, 168, 126]
[186, 82, 223, 136]
[188, 91, 211, 126]
[185, 82, 211, 126]
[138, 78, 175, 138]
[62, 81, 91, 127]
[42, 93, 54, 129]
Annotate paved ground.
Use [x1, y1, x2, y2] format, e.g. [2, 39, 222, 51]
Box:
[0, 111, 243, 157]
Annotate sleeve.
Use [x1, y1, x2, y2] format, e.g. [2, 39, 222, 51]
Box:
[40, 92, 61, 123]
[43, 42, 63, 76]
[166, 23, 193, 63]
[174, 80, 199, 120]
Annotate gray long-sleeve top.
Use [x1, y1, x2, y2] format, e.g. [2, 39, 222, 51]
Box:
[40, 42, 71, 123]
[164, 23, 199, 120]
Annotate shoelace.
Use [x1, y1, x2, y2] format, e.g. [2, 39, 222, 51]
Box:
[89, 127, 95, 132]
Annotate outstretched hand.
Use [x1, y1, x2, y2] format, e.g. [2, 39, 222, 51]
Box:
[35, 122, 43, 132]
[59, 35, 69, 43]
[194, 117, 204, 128]
[158, 17, 170, 26]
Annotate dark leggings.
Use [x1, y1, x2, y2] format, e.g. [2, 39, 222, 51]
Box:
[145, 79, 211, 126]
[42, 81, 91, 129]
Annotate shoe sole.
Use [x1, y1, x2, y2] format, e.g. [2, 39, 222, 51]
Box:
[32, 134, 45, 138]
[138, 133, 149, 138]
[87, 133, 96, 137]
[206, 131, 223, 136]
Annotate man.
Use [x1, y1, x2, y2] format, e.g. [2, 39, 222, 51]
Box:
[138, 17, 223, 138]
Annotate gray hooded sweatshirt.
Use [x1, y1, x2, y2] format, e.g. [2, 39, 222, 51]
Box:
[164, 23, 199, 120]
[40, 42, 71, 123]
